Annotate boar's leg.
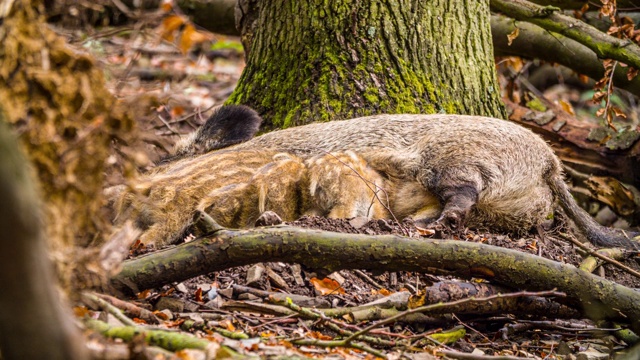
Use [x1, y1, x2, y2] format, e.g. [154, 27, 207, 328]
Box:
[429, 168, 482, 229]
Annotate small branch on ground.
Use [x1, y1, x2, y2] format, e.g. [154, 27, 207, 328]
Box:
[84, 318, 219, 354]
[558, 232, 640, 279]
[91, 292, 160, 324]
[341, 290, 563, 344]
[82, 292, 138, 327]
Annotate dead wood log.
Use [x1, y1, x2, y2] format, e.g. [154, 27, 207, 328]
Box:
[112, 226, 640, 333]
[231, 281, 578, 320]
[506, 102, 640, 185]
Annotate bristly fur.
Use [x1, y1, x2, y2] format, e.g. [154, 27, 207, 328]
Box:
[113, 113, 639, 249]
[111, 149, 387, 245]
[229, 114, 638, 249]
[169, 105, 262, 161]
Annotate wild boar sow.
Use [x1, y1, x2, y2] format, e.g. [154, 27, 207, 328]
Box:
[229, 114, 638, 249]
[114, 108, 639, 250]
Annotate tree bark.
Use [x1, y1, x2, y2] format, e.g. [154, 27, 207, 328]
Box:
[112, 226, 640, 333]
[141, 0, 640, 99]
[229, 0, 506, 128]
[0, 120, 87, 359]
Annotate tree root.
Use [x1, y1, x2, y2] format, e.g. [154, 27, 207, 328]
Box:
[112, 226, 640, 332]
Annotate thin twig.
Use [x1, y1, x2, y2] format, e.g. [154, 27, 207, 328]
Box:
[558, 232, 640, 279]
[438, 349, 532, 360]
[353, 269, 385, 289]
[157, 114, 181, 135]
[342, 290, 564, 344]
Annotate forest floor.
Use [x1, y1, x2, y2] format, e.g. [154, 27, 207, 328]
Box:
[56, 17, 640, 360]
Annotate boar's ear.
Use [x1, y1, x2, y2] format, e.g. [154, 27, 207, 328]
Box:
[168, 105, 263, 161]
[196, 105, 262, 150]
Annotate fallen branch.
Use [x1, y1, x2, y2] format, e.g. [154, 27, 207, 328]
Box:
[491, 14, 640, 97]
[558, 232, 640, 279]
[264, 281, 579, 321]
[112, 226, 640, 332]
[491, 0, 640, 69]
[437, 349, 530, 360]
[85, 318, 218, 354]
[82, 293, 138, 327]
[90, 292, 160, 324]
[342, 290, 563, 344]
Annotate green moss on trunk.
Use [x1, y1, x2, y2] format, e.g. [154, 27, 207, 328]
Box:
[230, 0, 505, 128]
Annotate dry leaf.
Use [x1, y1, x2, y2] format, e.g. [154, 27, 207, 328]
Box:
[408, 291, 426, 308]
[170, 105, 185, 118]
[557, 99, 575, 115]
[195, 287, 204, 303]
[137, 289, 151, 299]
[504, 56, 524, 72]
[160, 15, 185, 42]
[164, 319, 185, 328]
[175, 349, 196, 360]
[73, 306, 91, 318]
[378, 288, 392, 296]
[160, 0, 173, 12]
[153, 310, 170, 320]
[628, 67, 639, 81]
[178, 24, 214, 54]
[592, 91, 607, 102]
[220, 319, 236, 331]
[578, 74, 590, 84]
[612, 106, 627, 119]
[310, 331, 332, 340]
[160, 288, 175, 297]
[507, 26, 520, 46]
[310, 277, 345, 295]
[415, 226, 435, 236]
[586, 176, 636, 215]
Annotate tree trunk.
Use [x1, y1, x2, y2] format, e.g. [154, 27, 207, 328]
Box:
[229, 0, 506, 128]
[0, 1, 136, 258]
[0, 120, 87, 360]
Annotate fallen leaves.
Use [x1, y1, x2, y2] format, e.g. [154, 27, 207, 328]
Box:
[310, 277, 346, 295]
[158, 15, 214, 54]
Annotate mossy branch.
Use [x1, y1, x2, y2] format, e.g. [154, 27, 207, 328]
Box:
[491, 0, 640, 70]
[112, 226, 640, 333]
[84, 318, 216, 353]
[491, 14, 640, 97]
